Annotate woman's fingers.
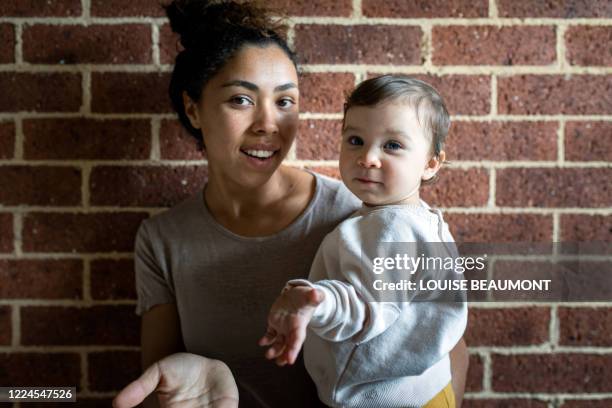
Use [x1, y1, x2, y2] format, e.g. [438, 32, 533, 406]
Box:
[112, 362, 161, 408]
[264, 336, 286, 360]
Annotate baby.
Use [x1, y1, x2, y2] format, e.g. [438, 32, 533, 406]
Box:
[259, 75, 467, 408]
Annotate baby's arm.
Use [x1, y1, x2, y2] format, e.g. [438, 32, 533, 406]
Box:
[258, 284, 324, 366]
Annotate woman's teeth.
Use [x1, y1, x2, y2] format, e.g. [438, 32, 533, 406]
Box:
[244, 149, 275, 159]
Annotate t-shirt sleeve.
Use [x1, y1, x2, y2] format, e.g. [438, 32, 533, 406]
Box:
[134, 220, 176, 316]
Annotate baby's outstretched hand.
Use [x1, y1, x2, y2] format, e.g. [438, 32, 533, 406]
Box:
[258, 285, 324, 366]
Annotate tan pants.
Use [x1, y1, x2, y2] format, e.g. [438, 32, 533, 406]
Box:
[421, 382, 455, 408]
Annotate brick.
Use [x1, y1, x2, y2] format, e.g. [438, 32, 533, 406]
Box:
[465, 307, 549, 346]
[433, 26, 555, 66]
[0, 0, 81, 17]
[266, 0, 352, 16]
[160, 119, 206, 160]
[492, 353, 612, 392]
[88, 351, 140, 391]
[448, 121, 557, 161]
[561, 214, 612, 241]
[21, 305, 139, 346]
[0, 259, 82, 299]
[498, 75, 612, 115]
[23, 24, 151, 64]
[90, 166, 207, 207]
[0, 214, 12, 253]
[565, 121, 612, 161]
[90, 259, 136, 300]
[498, 0, 612, 18]
[22, 212, 148, 253]
[300, 73, 355, 113]
[91, 0, 165, 16]
[0, 306, 10, 345]
[0, 121, 15, 159]
[0, 24, 14, 63]
[445, 214, 552, 242]
[363, 0, 487, 17]
[297, 119, 342, 160]
[496, 168, 611, 207]
[306, 166, 340, 179]
[561, 400, 612, 408]
[0, 73, 81, 112]
[566, 26, 612, 66]
[559, 307, 612, 347]
[159, 23, 180, 65]
[0, 166, 81, 206]
[408, 75, 490, 115]
[0, 353, 80, 386]
[295, 25, 422, 65]
[91, 73, 172, 113]
[464, 400, 548, 408]
[466, 354, 483, 392]
[421, 168, 489, 207]
[23, 119, 151, 160]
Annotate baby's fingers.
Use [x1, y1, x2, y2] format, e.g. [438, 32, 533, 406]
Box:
[258, 329, 277, 347]
[284, 328, 307, 365]
[264, 337, 286, 360]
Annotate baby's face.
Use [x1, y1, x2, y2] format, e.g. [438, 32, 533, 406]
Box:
[339, 101, 434, 206]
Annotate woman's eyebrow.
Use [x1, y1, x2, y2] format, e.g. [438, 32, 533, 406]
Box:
[221, 80, 297, 92]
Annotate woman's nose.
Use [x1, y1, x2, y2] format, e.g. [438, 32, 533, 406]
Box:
[252, 102, 279, 135]
[357, 148, 382, 168]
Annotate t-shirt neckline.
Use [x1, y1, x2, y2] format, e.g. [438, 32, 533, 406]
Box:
[197, 170, 322, 242]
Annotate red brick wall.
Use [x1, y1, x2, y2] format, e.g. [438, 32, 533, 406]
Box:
[1, 1, 611, 407]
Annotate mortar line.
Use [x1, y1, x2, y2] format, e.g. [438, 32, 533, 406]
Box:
[489, 0, 499, 18]
[81, 163, 91, 207]
[352, 0, 362, 19]
[13, 213, 22, 257]
[152, 23, 160, 66]
[151, 117, 161, 161]
[557, 120, 565, 163]
[14, 116, 24, 160]
[14, 23, 23, 64]
[81, 70, 92, 114]
[11, 305, 20, 346]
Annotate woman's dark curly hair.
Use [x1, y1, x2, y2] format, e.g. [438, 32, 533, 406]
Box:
[164, 0, 298, 151]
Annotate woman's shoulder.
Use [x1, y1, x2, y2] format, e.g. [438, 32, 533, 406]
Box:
[140, 189, 207, 239]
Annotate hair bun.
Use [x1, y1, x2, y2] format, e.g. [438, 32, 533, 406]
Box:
[164, 0, 283, 50]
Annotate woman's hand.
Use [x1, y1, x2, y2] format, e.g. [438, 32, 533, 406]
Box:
[112, 352, 238, 408]
[258, 286, 324, 366]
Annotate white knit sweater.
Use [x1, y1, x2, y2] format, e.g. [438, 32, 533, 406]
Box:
[288, 201, 467, 407]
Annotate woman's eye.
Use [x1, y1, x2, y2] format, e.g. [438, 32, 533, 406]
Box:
[230, 96, 253, 106]
[277, 98, 295, 108]
[347, 136, 363, 146]
[384, 141, 402, 150]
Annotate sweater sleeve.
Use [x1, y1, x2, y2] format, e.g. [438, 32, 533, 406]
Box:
[288, 224, 401, 344]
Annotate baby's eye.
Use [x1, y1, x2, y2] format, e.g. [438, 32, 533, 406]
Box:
[230, 96, 253, 106]
[384, 141, 403, 151]
[277, 98, 295, 108]
[347, 136, 364, 146]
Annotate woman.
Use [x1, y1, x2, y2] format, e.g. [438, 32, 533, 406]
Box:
[113, 1, 468, 407]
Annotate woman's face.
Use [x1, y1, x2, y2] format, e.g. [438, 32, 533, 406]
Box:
[184, 44, 299, 189]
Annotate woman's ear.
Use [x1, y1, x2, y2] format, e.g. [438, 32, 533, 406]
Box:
[182, 91, 201, 129]
[422, 150, 446, 181]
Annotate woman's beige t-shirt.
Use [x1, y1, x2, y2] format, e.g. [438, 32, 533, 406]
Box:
[134, 172, 360, 407]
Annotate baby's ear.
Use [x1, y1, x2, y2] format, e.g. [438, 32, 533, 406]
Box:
[422, 151, 445, 181]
